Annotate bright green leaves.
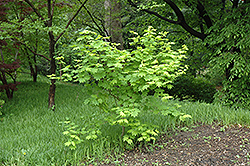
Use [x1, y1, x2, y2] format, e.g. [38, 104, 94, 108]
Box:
[61, 118, 101, 150]
[128, 27, 186, 94]
[124, 121, 159, 145]
[61, 26, 190, 147]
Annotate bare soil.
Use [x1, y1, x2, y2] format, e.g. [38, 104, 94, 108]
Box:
[100, 124, 250, 166]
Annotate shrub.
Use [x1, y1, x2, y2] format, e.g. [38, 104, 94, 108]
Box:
[165, 75, 216, 103]
[60, 27, 191, 148]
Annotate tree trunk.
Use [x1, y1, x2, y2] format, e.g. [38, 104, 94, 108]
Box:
[47, 0, 56, 110]
[26, 47, 37, 82]
[48, 31, 56, 110]
[105, 0, 124, 50]
[32, 53, 38, 82]
[33, 30, 38, 82]
[0, 71, 12, 99]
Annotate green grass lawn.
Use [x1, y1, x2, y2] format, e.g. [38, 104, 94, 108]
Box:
[1, 74, 250, 165]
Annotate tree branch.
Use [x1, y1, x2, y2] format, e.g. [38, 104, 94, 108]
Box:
[163, 0, 206, 40]
[48, 0, 52, 23]
[93, 15, 110, 38]
[51, 0, 56, 18]
[128, 0, 207, 40]
[127, 0, 178, 24]
[55, 0, 89, 43]
[196, 1, 213, 28]
[82, 5, 106, 37]
[18, 40, 50, 61]
[24, 0, 45, 20]
[81, 22, 101, 33]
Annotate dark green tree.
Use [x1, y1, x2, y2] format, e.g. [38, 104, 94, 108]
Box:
[127, 0, 250, 107]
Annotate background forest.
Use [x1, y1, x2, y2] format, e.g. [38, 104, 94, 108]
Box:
[0, 0, 250, 165]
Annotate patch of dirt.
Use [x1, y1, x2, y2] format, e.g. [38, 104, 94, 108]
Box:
[100, 124, 250, 166]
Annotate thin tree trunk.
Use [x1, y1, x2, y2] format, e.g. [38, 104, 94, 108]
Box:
[48, 31, 56, 110]
[47, 0, 56, 110]
[26, 47, 37, 82]
[0, 71, 12, 99]
[33, 54, 37, 82]
[33, 30, 38, 82]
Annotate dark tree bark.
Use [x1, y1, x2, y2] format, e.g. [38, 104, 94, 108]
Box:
[232, 0, 239, 8]
[33, 53, 38, 82]
[0, 49, 11, 99]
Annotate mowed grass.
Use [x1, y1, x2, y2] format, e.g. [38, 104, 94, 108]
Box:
[1, 74, 250, 165]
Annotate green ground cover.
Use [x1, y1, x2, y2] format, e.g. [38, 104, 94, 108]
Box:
[1, 75, 250, 165]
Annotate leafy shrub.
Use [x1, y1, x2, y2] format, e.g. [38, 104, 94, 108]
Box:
[165, 75, 216, 103]
[60, 27, 191, 148]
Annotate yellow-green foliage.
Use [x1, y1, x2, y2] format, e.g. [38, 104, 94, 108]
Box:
[61, 26, 191, 147]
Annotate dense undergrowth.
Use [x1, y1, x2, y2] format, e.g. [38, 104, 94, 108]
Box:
[1, 74, 250, 165]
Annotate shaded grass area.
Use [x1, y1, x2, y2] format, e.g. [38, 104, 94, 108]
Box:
[1, 74, 250, 165]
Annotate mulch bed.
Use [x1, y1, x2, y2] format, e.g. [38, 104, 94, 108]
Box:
[99, 124, 250, 166]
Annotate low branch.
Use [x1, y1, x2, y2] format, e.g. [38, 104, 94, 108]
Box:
[163, 0, 206, 40]
[55, 0, 89, 43]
